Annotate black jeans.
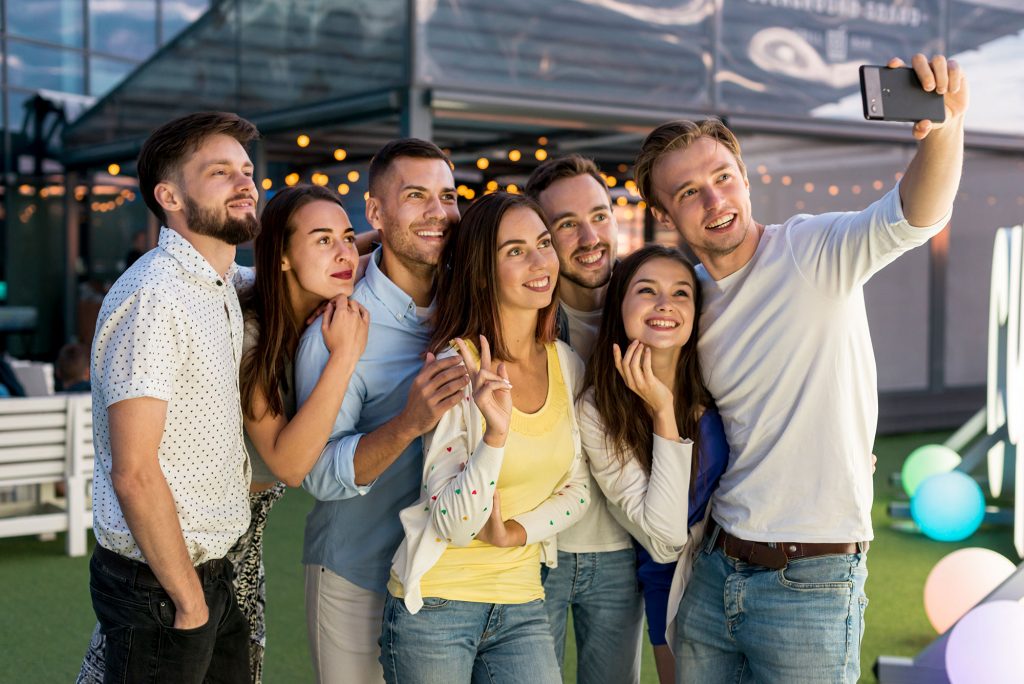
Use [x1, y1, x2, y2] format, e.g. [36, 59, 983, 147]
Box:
[89, 545, 250, 684]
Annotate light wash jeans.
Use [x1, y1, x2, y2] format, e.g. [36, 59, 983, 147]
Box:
[674, 530, 869, 684]
[379, 593, 561, 684]
[542, 549, 644, 684]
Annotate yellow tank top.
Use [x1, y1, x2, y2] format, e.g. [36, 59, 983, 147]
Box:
[390, 342, 574, 604]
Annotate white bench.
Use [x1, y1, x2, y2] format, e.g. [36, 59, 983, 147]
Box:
[0, 395, 94, 556]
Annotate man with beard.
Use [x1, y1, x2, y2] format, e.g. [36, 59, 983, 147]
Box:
[295, 138, 467, 682]
[525, 157, 646, 684]
[88, 112, 259, 683]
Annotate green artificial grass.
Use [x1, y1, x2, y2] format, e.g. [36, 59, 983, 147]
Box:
[0, 430, 1018, 682]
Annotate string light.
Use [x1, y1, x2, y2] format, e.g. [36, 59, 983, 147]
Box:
[296, 134, 310, 148]
[107, 163, 120, 176]
[285, 173, 300, 186]
[333, 148, 347, 161]
[347, 170, 360, 182]
[486, 180, 498, 191]
[828, 185, 839, 196]
[781, 176, 792, 186]
[508, 149, 521, 162]
[535, 149, 548, 161]
[337, 183, 350, 195]
[476, 158, 490, 170]
[261, 178, 272, 190]
[804, 182, 815, 193]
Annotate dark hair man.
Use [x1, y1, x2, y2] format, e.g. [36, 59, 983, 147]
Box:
[525, 156, 647, 683]
[89, 111, 259, 683]
[635, 55, 967, 682]
[56, 342, 91, 393]
[295, 138, 468, 681]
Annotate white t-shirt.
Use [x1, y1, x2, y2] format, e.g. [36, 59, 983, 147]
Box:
[698, 185, 948, 543]
[561, 301, 603, 364]
[557, 299, 632, 554]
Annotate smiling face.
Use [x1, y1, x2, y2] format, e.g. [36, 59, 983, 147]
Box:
[369, 156, 460, 271]
[281, 199, 358, 301]
[495, 206, 561, 316]
[620, 256, 696, 350]
[175, 133, 259, 245]
[536, 173, 618, 292]
[649, 136, 756, 275]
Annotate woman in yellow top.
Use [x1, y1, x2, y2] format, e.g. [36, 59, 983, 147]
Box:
[383, 191, 591, 683]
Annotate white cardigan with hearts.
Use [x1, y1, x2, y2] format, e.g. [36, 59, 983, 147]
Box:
[389, 340, 591, 614]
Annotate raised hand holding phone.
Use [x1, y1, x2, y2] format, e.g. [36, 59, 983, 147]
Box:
[874, 54, 968, 140]
[454, 335, 513, 448]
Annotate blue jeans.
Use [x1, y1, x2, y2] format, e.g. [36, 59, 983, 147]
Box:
[542, 549, 644, 683]
[674, 533, 869, 684]
[380, 593, 561, 684]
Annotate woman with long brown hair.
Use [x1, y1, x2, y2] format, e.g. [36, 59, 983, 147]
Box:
[78, 184, 368, 684]
[577, 244, 729, 684]
[382, 191, 590, 683]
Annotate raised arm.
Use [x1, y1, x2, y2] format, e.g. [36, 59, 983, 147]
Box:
[245, 297, 368, 487]
[108, 398, 207, 629]
[895, 54, 969, 228]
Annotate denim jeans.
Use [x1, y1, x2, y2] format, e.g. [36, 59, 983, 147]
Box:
[542, 549, 644, 684]
[89, 545, 250, 684]
[380, 593, 561, 684]
[674, 533, 869, 684]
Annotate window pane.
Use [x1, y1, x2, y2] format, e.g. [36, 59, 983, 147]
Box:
[162, 0, 210, 43]
[6, 41, 85, 94]
[89, 0, 157, 59]
[7, 0, 84, 48]
[90, 56, 138, 97]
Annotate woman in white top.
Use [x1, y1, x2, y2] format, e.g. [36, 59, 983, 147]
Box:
[577, 245, 729, 684]
[382, 191, 590, 684]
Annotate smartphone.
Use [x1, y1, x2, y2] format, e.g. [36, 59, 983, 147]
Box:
[859, 66, 945, 123]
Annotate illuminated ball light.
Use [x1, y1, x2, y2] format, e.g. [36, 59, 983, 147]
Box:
[946, 601, 1024, 684]
[923, 548, 1015, 633]
[910, 472, 985, 542]
[901, 444, 961, 497]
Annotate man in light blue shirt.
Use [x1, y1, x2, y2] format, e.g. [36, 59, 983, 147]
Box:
[294, 139, 465, 682]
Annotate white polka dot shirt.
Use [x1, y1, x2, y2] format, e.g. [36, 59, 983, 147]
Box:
[91, 227, 251, 565]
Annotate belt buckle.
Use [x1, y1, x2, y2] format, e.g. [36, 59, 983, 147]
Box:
[748, 542, 788, 570]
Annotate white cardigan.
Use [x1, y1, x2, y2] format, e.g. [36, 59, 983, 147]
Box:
[577, 389, 709, 650]
[391, 340, 591, 614]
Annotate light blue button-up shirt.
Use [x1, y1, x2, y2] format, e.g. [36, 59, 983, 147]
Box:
[295, 248, 432, 593]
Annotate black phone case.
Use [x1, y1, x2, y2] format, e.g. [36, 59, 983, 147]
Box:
[860, 66, 945, 123]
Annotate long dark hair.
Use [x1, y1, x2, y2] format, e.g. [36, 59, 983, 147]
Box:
[579, 245, 713, 487]
[429, 191, 559, 360]
[240, 184, 347, 419]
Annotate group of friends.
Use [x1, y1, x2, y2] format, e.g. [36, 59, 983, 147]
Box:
[78, 53, 967, 684]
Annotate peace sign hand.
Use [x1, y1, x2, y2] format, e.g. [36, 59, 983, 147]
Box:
[454, 335, 512, 448]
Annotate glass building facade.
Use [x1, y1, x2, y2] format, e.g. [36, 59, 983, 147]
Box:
[2, 0, 1023, 431]
[1, 0, 211, 356]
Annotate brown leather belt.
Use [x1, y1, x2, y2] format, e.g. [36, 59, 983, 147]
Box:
[713, 527, 868, 570]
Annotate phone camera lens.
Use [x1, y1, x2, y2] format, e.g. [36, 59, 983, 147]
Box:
[870, 103, 877, 112]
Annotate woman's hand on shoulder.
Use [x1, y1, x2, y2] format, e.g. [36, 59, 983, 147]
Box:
[322, 295, 370, 368]
[455, 335, 512, 447]
[613, 339, 674, 418]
